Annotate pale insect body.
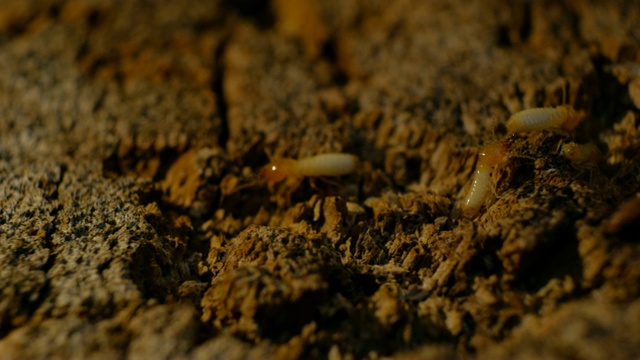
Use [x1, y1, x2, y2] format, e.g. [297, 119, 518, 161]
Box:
[559, 142, 604, 181]
[461, 142, 508, 217]
[560, 142, 603, 165]
[462, 165, 493, 218]
[506, 105, 576, 134]
[260, 153, 359, 182]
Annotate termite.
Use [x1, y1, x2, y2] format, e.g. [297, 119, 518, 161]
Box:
[259, 153, 359, 182]
[558, 141, 605, 182]
[506, 82, 581, 133]
[560, 142, 603, 166]
[461, 141, 508, 217]
[506, 105, 578, 133]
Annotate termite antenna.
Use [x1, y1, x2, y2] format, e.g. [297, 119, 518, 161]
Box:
[264, 147, 275, 162]
[553, 77, 569, 106]
[554, 138, 565, 154]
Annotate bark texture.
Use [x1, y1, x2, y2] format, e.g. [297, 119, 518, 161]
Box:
[1, 1, 640, 359]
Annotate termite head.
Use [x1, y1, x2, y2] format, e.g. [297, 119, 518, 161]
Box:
[559, 105, 580, 131]
[259, 159, 296, 182]
[561, 142, 603, 164]
[478, 141, 508, 167]
[560, 142, 580, 160]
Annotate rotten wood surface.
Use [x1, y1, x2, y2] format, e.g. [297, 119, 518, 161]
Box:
[1, 1, 640, 359]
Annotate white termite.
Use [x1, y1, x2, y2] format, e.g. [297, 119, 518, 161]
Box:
[259, 153, 359, 182]
[560, 142, 603, 166]
[506, 105, 578, 134]
[461, 142, 508, 217]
